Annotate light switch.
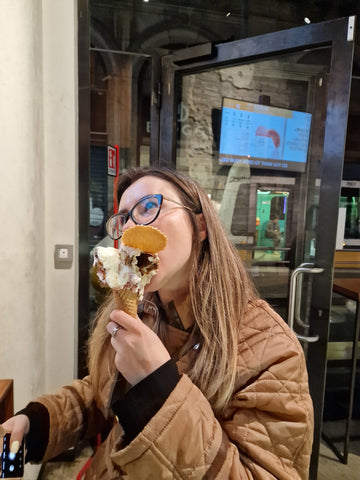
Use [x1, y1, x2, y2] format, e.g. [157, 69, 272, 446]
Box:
[54, 244, 73, 269]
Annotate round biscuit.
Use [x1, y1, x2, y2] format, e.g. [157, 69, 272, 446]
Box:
[121, 225, 167, 254]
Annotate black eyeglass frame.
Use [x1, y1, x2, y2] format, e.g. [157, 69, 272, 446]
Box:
[106, 193, 195, 240]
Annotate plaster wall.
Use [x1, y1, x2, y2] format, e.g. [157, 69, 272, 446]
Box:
[42, 0, 78, 394]
[0, 0, 78, 413]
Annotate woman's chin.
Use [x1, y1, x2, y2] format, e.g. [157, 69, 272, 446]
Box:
[144, 277, 160, 293]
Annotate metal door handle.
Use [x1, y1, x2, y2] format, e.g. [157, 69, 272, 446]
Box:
[294, 263, 315, 328]
[288, 263, 324, 343]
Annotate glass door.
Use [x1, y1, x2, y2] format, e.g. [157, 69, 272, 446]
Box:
[151, 17, 355, 479]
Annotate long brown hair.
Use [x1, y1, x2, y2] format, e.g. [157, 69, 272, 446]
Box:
[89, 166, 258, 412]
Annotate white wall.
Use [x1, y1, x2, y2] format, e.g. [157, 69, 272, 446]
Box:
[42, 0, 78, 394]
[0, 0, 78, 413]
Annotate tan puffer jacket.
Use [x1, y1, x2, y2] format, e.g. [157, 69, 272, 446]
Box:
[36, 299, 313, 479]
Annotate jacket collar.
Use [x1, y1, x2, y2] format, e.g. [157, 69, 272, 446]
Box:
[139, 292, 195, 331]
[138, 293, 197, 357]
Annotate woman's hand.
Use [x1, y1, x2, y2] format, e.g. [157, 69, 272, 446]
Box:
[106, 310, 171, 386]
[1, 414, 30, 453]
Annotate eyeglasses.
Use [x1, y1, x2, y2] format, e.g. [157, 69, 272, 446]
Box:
[106, 193, 194, 240]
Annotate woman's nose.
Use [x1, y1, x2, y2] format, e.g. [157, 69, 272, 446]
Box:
[122, 216, 136, 232]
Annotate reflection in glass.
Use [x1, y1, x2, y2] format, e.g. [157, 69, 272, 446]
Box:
[176, 48, 331, 312]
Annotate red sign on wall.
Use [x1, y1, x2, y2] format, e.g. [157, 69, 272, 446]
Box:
[107, 145, 118, 176]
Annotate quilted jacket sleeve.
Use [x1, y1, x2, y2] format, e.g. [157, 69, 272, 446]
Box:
[109, 301, 313, 480]
[36, 375, 111, 462]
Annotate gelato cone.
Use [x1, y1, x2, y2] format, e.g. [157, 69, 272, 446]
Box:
[93, 225, 167, 317]
[113, 288, 138, 318]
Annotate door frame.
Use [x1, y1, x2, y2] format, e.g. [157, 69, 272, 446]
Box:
[150, 17, 355, 479]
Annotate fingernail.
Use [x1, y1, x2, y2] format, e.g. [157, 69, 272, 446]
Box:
[10, 441, 20, 454]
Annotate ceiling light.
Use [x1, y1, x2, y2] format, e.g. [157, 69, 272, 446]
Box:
[304, 17, 311, 24]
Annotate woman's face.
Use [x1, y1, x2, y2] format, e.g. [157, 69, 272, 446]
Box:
[119, 176, 195, 304]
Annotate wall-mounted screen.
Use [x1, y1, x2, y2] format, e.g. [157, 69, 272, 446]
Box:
[218, 98, 312, 173]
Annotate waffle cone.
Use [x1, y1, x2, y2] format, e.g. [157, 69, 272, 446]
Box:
[113, 288, 138, 318]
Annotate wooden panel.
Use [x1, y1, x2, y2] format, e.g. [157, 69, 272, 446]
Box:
[333, 277, 360, 301]
[334, 250, 360, 269]
[0, 379, 13, 423]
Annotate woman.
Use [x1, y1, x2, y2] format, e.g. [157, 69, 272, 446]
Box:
[2, 166, 313, 479]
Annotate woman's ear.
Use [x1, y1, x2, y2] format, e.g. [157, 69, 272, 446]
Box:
[196, 213, 207, 242]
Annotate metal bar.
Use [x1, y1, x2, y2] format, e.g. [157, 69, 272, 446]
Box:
[172, 42, 216, 65]
[90, 47, 151, 58]
[288, 266, 322, 340]
[77, 0, 90, 378]
[150, 51, 161, 165]
[163, 18, 348, 75]
[343, 298, 360, 463]
[321, 432, 345, 463]
[295, 263, 316, 328]
[306, 21, 354, 480]
[159, 55, 177, 167]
